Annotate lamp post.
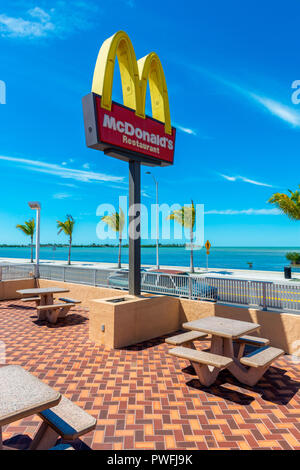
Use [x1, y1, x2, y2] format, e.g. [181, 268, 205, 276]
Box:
[28, 201, 41, 278]
[146, 172, 159, 270]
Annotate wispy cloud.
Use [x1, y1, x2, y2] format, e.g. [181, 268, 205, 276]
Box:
[176, 125, 197, 136]
[0, 10, 54, 38]
[0, 155, 124, 184]
[205, 208, 280, 215]
[250, 94, 300, 127]
[220, 174, 236, 182]
[57, 182, 78, 188]
[193, 67, 300, 129]
[220, 174, 273, 187]
[53, 193, 71, 200]
[141, 190, 151, 199]
[0, 3, 99, 39]
[174, 122, 211, 139]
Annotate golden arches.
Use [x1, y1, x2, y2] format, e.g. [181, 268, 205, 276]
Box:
[92, 31, 172, 135]
[138, 52, 171, 136]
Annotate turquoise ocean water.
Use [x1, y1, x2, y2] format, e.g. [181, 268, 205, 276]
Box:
[0, 246, 299, 271]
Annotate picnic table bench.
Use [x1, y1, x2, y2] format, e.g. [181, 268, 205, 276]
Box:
[169, 346, 233, 386]
[30, 396, 96, 450]
[37, 303, 76, 324]
[17, 287, 79, 324]
[168, 316, 284, 387]
[0, 365, 96, 450]
[166, 331, 207, 348]
[0, 365, 60, 449]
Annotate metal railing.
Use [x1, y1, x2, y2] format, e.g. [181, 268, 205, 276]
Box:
[0, 264, 35, 280]
[39, 265, 116, 286]
[1, 262, 300, 311]
[205, 276, 300, 312]
[140, 272, 217, 301]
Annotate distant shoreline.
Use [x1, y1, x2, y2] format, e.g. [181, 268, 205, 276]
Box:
[0, 244, 187, 248]
[0, 245, 299, 249]
[0, 256, 298, 283]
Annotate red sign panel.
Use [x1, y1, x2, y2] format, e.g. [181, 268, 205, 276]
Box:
[95, 95, 176, 165]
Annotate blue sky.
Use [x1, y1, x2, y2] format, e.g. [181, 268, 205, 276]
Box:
[0, 0, 300, 246]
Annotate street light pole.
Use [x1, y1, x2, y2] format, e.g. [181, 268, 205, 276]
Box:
[28, 202, 41, 278]
[146, 172, 159, 270]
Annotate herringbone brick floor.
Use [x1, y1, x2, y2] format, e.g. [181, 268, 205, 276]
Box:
[0, 299, 300, 450]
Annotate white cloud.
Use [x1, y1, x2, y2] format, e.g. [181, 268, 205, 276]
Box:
[82, 163, 90, 169]
[177, 125, 197, 136]
[250, 94, 300, 127]
[57, 182, 78, 188]
[220, 174, 236, 182]
[205, 208, 280, 215]
[239, 176, 273, 187]
[194, 67, 300, 129]
[0, 155, 124, 184]
[0, 12, 54, 38]
[53, 193, 71, 200]
[0, 3, 99, 39]
[28, 7, 51, 23]
[220, 174, 273, 187]
[174, 122, 211, 139]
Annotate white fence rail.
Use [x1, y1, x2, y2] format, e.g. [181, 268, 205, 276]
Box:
[39, 265, 116, 286]
[1, 263, 300, 311]
[205, 277, 300, 312]
[0, 264, 35, 280]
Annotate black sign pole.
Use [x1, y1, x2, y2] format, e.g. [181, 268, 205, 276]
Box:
[129, 160, 141, 296]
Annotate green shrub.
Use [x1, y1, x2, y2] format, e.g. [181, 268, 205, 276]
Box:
[286, 252, 300, 265]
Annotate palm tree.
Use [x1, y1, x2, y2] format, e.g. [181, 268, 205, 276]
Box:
[268, 186, 300, 221]
[101, 208, 125, 268]
[269, 186, 300, 257]
[16, 218, 35, 263]
[57, 215, 75, 265]
[167, 201, 196, 273]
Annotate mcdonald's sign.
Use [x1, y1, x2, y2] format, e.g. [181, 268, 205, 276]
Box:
[83, 31, 176, 166]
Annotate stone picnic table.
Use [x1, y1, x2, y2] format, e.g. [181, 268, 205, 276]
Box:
[17, 287, 70, 322]
[17, 287, 69, 306]
[0, 365, 61, 449]
[180, 316, 283, 386]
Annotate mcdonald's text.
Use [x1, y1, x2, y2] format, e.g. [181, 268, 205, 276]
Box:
[95, 95, 175, 165]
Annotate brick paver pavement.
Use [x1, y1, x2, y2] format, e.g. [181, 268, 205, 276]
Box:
[0, 299, 300, 450]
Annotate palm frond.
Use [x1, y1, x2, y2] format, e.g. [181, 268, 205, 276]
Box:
[167, 201, 196, 229]
[101, 208, 125, 234]
[57, 215, 75, 236]
[16, 218, 35, 236]
[268, 186, 300, 220]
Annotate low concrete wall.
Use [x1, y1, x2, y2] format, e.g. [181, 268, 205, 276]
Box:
[32, 280, 300, 354]
[0, 278, 35, 300]
[179, 298, 215, 323]
[214, 303, 300, 356]
[179, 299, 300, 355]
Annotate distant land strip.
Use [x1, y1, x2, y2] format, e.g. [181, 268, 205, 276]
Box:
[0, 243, 186, 248]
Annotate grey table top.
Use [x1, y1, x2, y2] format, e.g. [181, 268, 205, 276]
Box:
[0, 365, 61, 427]
[16, 287, 69, 296]
[183, 316, 260, 339]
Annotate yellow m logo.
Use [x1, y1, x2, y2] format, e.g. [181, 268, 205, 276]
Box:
[92, 31, 172, 135]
